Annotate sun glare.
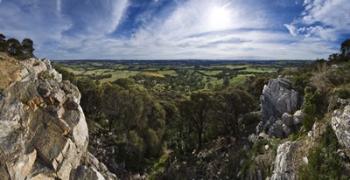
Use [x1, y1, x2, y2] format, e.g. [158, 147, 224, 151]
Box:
[207, 5, 232, 31]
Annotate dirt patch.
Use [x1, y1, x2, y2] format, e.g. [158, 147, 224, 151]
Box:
[0, 53, 22, 90]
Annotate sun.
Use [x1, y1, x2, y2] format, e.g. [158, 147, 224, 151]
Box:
[207, 5, 232, 31]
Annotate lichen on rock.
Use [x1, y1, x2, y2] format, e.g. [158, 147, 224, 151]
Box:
[0, 54, 116, 180]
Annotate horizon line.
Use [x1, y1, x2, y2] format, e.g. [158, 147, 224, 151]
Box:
[52, 58, 314, 61]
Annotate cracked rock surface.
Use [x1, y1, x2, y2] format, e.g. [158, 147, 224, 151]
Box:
[0, 54, 117, 180]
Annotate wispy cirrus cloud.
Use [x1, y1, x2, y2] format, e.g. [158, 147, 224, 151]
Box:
[0, 0, 346, 60]
[285, 0, 350, 41]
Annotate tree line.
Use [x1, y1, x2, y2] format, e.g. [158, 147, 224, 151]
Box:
[0, 33, 35, 59]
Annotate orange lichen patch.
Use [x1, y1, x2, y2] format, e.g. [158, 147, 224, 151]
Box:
[0, 53, 22, 90]
[26, 96, 45, 111]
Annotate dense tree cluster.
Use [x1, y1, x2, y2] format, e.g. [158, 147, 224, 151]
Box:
[173, 89, 256, 153]
[74, 77, 166, 172]
[0, 33, 35, 59]
[54, 65, 260, 174]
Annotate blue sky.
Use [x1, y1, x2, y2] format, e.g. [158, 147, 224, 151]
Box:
[0, 0, 349, 60]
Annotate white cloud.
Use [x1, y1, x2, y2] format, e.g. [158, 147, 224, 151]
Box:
[98, 0, 331, 60]
[285, 0, 350, 40]
[108, 0, 129, 34]
[56, 0, 61, 13]
[284, 24, 298, 36]
[0, 0, 342, 60]
[0, 1, 71, 51]
[60, 0, 129, 36]
[0, 0, 129, 57]
[47, 0, 335, 60]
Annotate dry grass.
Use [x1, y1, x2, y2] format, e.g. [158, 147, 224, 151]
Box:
[141, 72, 165, 78]
[0, 53, 22, 90]
[310, 62, 333, 93]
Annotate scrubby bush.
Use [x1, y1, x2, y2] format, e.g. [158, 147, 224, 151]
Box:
[291, 71, 312, 95]
[299, 125, 346, 180]
[240, 112, 261, 135]
[7, 38, 22, 57]
[310, 62, 332, 93]
[53, 64, 76, 83]
[0, 34, 35, 59]
[333, 85, 350, 99]
[302, 87, 326, 131]
[21, 38, 34, 58]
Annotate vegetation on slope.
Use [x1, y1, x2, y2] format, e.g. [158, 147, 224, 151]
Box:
[53, 38, 350, 179]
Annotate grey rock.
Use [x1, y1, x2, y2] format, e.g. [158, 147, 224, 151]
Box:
[258, 132, 269, 139]
[293, 110, 304, 125]
[259, 78, 301, 136]
[268, 120, 284, 138]
[261, 78, 299, 121]
[282, 124, 292, 137]
[65, 96, 79, 110]
[271, 141, 297, 180]
[281, 113, 293, 126]
[73, 152, 118, 180]
[331, 105, 350, 148]
[37, 83, 51, 97]
[72, 166, 105, 180]
[248, 134, 258, 143]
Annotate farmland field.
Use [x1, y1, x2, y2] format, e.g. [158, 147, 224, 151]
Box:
[53, 60, 307, 93]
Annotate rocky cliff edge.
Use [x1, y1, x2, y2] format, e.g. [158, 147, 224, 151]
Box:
[0, 53, 117, 180]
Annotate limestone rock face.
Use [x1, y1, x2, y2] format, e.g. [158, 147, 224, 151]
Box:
[258, 78, 301, 137]
[261, 77, 299, 123]
[270, 141, 297, 180]
[332, 105, 350, 148]
[0, 55, 116, 180]
[72, 153, 118, 180]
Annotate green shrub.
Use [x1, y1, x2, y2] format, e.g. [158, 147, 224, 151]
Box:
[143, 128, 161, 157]
[302, 87, 327, 131]
[129, 130, 145, 153]
[299, 125, 346, 180]
[334, 85, 350, 99]
[292, 72, 312, 95]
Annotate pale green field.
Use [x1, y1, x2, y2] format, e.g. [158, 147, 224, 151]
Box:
[58, 62, 278, 90]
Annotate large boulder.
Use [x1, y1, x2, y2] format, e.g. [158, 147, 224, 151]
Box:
[0, 54, 116, 180]
[258, 77, 301, 137]
[261, 77, 300, 123]
[331, 105, 350, 148]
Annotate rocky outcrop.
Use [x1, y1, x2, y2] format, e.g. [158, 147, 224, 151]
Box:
[257, 77, 302, 137]
[0, 54, 116, 180]
[332, 105, 350, 148]
[270, 117, 330, 180]
[271, 141, 297, 180]
[71, 153, 118, 180]
[260, 77, 299, 122]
